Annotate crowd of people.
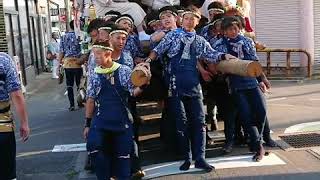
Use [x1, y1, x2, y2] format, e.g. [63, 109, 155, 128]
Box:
[56, 0, 277, 179]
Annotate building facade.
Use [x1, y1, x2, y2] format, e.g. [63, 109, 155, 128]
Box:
[1, 0, 61, 85]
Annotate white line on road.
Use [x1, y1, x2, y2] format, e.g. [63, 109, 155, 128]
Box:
[267, 97, 287, 102]
[284, 121, 320, 134]
[52, 143, 86, 152]
[309, 98, 320, 101]
[142, 153, 286, 179]
[268, 104, 295, 107]
[17, 150, 51, 158]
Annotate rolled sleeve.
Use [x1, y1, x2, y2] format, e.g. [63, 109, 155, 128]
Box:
[153, 32, 174, 56]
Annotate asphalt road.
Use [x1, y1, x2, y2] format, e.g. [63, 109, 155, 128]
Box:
[15, 74, 85, 180]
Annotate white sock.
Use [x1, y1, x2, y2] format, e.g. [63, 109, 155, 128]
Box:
[138, 31, 150, 41]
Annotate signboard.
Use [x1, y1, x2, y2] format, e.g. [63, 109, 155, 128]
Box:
[59, 15, 66, 22]
[50, 8, 59, 16]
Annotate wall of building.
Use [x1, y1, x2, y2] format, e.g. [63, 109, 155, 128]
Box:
[2, 0, 52, 85]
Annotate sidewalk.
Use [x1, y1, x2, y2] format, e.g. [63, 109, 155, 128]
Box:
[24, 72, 63, 99]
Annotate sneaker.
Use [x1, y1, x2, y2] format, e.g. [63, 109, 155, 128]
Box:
[69, 106, 75, 111]
[195, 158, 215, 172]
[78, 102, 85, 108]
[179, 160, 191, 171]
[132, 170, 145, 178]
[206, 133, 214, 147]
[223, 142, 233, 154]
[264, 138, 277, 147]
[84, 156, 94, 172]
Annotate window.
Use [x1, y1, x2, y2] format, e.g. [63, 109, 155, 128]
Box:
[50, 8, 59, 16]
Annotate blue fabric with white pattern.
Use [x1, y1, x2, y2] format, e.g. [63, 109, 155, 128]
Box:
[124, 34, 143, 58]
[87, 65, 134, 99]
[153, 28, 224, 63]
[59, 32, 81, 58]
[0, 53, 21, 101]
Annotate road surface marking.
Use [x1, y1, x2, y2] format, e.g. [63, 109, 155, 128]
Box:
[284, 121, 320, 134]
[142, 153, 286, 179]
[52, 143, 86, 152]
[267, 97, 287, 102]
[309, 98, 320, 101]
[268, 104, 294, 107]
[17, 150, 51, 158]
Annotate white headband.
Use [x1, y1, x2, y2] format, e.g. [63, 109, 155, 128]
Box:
[177, 10, 185, 14]
[232, 21, 240, 25]
[147, 20, 157, 26]
[92, 45, 114, 51]
[115, 16, 134, 26]
[159, 10, 178, 18]
[181, 11, 201, 19]
[104, 14, 118, 18]
[98, 27, 112, 31]
[208, 8, 225, 14]
[109, 30, 129, 36]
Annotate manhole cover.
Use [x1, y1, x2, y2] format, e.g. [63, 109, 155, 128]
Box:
[279, 133, 320, 148]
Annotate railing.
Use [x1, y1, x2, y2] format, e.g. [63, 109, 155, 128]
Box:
[257, 48, 312, 78]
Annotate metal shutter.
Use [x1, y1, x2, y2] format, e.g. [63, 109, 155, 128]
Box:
[255, 0, 301, 67]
